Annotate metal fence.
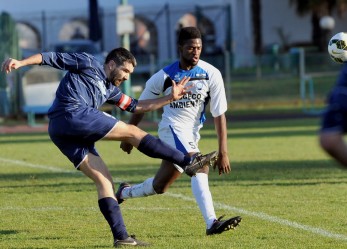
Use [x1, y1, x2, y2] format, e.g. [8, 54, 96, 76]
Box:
[0, 48, 342, 119]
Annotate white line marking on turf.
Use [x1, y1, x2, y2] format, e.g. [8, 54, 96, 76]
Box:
[0, 206, 190, 212]
[0, 157, 128, 183]
[0, 157, 74, 173]
[2, 157, 346, 242]
[166, 192, 347, 242]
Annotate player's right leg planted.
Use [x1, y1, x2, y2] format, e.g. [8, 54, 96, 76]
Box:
[98, 197, 149, 247]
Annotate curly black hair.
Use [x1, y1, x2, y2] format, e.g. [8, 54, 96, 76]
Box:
[177, 27, 202, 46]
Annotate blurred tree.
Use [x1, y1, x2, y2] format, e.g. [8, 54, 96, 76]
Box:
[290, 0, 347, 51]
[0, 12, 21, 117]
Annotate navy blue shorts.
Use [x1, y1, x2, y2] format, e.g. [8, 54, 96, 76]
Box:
[48, 108, 119, 168]
[321, 87, 347, 134]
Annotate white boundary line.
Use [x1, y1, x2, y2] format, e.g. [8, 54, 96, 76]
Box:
[0, 157, 74, 173]
[1, 157, 347, 242]
[166, 193, 347, 241]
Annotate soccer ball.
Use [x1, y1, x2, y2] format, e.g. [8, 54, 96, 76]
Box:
[328, 32, 347, 63]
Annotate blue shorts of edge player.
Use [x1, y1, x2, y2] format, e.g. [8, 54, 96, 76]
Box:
[49, 108, 118, 168]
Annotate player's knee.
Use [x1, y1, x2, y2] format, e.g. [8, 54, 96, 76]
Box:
[121, 124, 148, 145]
[152, 183, 167, 194]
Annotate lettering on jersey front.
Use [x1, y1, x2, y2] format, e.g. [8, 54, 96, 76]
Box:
[180, 93, 202, 100]
[170, 100, 200, 108]
[170, 93, 203, 109]
[163, 74, 207, 109]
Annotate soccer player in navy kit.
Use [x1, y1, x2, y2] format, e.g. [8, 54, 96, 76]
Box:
[320, 63, 347, 169]
[119, 27, 241, 235]
[1, 47, 217, 247]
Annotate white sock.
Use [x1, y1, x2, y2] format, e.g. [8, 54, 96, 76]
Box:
[121, 177, 156, 199]
[191, 173, 216, 229]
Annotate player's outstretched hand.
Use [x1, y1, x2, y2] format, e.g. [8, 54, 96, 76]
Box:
[214, 153, 231, 175]
[170, 76, 192, 101]
[1, 57, 21, 74]
[120, 141, 134, 154]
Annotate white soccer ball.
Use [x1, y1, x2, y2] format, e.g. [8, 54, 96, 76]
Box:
[328, 32, 347, 63]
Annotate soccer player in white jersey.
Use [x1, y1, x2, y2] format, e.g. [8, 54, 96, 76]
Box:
[119, 27, 241, 235]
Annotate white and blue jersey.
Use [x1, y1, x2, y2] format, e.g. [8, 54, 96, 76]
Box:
[139, 59, 227, 170]
[41, 52, 138, 168]
[140, 59, 227, 131]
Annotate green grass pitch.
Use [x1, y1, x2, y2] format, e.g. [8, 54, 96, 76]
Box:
[1, 117, 347, 248]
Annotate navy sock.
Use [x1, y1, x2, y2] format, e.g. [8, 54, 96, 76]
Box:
[98, 197, 128, 240]
[137, 134, 191, 167]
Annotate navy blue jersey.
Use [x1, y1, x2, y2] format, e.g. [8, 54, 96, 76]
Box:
[336, 63, 347, 87]
[42, 52, 137, 118]
[321, 63, 347, 133]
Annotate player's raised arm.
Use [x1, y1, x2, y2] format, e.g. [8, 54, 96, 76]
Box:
[1, 54, 43, 74]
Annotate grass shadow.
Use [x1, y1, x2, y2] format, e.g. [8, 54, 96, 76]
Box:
[207, 159, 347, 186]
[0, 230, 18, 235]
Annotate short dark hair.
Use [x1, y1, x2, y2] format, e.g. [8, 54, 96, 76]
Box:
[177, 27, 202, 46]
[105, 47, 137, 67]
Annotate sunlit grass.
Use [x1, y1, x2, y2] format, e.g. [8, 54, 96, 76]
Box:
[1, 117, 347, 248]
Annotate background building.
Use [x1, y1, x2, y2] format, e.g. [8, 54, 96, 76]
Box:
[1, 0, 345, 117]
[3, 0, 346, 68]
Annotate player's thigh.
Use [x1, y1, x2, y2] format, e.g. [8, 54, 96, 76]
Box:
[103, 121, 147, 146]
[153, 160, 182, 193]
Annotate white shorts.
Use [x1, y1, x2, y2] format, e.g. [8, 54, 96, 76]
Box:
[158, 125, 200, 173]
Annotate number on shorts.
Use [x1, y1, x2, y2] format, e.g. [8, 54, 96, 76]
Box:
[189, 142, 196, 149]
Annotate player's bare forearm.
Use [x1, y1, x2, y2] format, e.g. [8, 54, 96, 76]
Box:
[214, 114, 228, 155]
[1, 54, 43, 73]
[135, 95, 173, 113]
[128, 112, 145, 126]
[214, 114, 231, 174]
